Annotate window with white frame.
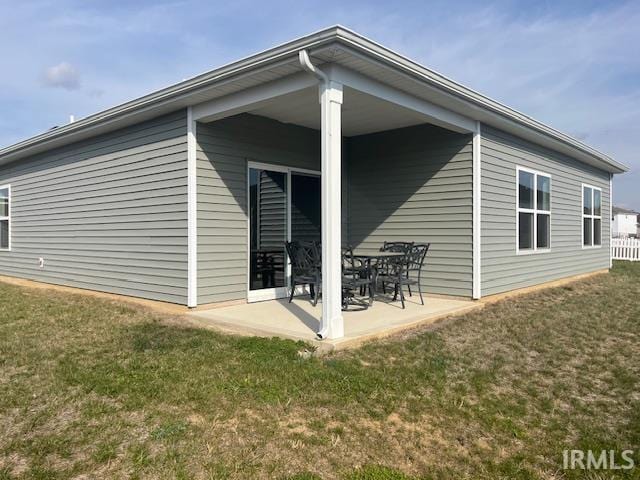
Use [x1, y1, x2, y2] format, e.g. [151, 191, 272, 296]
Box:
[583, 184, 602, 247]
[517, 168, 551, 252]
[0, 185, 9, 250]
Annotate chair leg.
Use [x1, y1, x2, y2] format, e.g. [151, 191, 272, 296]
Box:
[313, 284, 320, 307]
[407, 284, 412, 297]
[368, 284, 374, 306]
[382, 282, 386, 294]
[393, 283, 398, 301]
[289, 281, 296, 303]
[399, 283, 405, 309]
[309, 283, 315, 300]
[418, 279, 424, 305]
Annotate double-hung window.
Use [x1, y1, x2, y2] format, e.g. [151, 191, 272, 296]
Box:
[582, 184, 602, 247]
[517, 167, 551, 253]
[0, 185, 9, 250]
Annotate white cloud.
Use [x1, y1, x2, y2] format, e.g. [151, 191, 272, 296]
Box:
[41, 62, 81, 90]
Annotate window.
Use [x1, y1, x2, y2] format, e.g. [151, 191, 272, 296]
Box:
[517, 168, 551, 253]
[0, 185, 9, 250]
[583, 184, 602, 247]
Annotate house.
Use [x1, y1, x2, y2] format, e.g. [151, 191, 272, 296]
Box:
[0, 26, 628, 339]
[612, 206, 639, 238]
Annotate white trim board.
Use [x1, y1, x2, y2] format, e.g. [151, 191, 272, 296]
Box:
[192, 72, 317, 123]
[325, 64, 476, 133]
[472, 122, 481, 299]
[187, 107, 198, 307]
[609, 174, 613, 268]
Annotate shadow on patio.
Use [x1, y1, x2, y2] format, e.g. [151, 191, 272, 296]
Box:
[188, 294, 479, 349]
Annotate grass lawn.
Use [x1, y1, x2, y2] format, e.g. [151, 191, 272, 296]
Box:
[1, 263, 639, 479]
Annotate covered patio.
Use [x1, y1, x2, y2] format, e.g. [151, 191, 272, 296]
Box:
[190, 47, 480, 340]
[189, 294, 477, 349]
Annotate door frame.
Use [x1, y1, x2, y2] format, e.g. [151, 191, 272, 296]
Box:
[246, 160, 321, 303]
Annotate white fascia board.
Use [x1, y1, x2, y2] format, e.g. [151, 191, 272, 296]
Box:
[192, 72, 317, 122]
[326, 64, 475, 134]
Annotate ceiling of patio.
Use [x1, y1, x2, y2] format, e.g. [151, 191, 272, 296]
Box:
[244, 86, 432, 137]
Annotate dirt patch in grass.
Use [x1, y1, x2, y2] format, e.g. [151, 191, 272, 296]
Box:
[1, 263, 639, 479]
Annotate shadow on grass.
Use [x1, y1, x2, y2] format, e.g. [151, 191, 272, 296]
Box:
[54, 319, 451, 417]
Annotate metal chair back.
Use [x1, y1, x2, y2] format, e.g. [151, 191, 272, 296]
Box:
[406, 243, 430, 273]
[285, 241, 319, 277]
[380, 241, 413, 254]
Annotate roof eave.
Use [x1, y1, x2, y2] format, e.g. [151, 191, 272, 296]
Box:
[0, 25, 629, 174]
[0, 26, 343, 164]
[330, 27, 629, 174]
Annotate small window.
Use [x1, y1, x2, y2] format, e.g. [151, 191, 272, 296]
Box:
[517, 168, 551, 253]
[583, 185, 602, 247]
[0, 185, 9, 250]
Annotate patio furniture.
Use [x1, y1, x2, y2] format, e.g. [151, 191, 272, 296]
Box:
[342, 245, 369, 295]
[379, 243, 431, 308]
[405, 243, 431, 305]
[285, 240, 321, 306]
[342, 247, 374, 309]
[351, 250, 406, 299]
[250, 248, 284, 289]
[377, 241, 413, 295]
[380, 241, 414, 253]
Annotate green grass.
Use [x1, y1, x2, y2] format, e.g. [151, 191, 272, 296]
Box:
[1, 262, 639, 479]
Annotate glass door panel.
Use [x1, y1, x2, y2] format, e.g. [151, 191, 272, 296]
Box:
[291, 173, 321, 244]
[249, 168, 287, 298]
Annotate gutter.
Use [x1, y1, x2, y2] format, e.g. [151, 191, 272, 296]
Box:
[331, 28, 628, 173]
[0, 28, 341, 164]
[0, 25, 629, 174]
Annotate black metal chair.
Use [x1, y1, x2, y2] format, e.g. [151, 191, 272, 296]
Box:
[379, 243, 430, 308]
[342, 247, 374, 310]
[285, 240, 321, 306]
[405, 243, 430, 305]
[341, 245, 370, 296]
[377, 241, 413, 295]
[380, 241, 414, 253]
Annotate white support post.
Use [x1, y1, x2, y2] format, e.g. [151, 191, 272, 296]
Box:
[472, 121, 482, 300]
[187, 107, 198, 308]
[318, 80, 344, 340]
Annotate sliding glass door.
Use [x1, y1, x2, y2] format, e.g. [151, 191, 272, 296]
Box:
[248, 164, 321, 302]
[290, 172, 321, 245]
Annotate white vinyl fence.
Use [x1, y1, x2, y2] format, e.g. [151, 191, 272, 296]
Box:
[611, 238, 640, 261]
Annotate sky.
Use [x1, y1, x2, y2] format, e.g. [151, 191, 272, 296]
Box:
[0, 0, 638, 209]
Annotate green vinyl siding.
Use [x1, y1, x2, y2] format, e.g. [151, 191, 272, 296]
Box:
[481, 125, 611, 296]
[196, 114, 320, 304]
[347, 124, 474, 297]
[0, 110, 189, 304]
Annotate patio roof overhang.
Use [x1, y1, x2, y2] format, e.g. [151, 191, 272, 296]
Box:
[0, 25, 628, 174]
[191, 64, 476, 135]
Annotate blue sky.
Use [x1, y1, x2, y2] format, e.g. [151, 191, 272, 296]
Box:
[1, 0, 638, 208]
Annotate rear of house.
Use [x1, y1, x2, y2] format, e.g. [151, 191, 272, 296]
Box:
[0, 27, 627, 338]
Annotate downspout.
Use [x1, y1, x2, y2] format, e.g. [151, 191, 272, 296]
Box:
[298, 49, 328, 85]
[298, 50, 338, 341]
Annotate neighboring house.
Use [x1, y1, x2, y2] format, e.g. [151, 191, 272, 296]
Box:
[612, 206, 639, 238]
[0, 26, 628, 339]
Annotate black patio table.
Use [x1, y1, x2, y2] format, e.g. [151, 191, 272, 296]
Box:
[351, 250, 406, 301]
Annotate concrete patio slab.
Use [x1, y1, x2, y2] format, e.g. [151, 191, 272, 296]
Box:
[188, 294, 480, 351]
